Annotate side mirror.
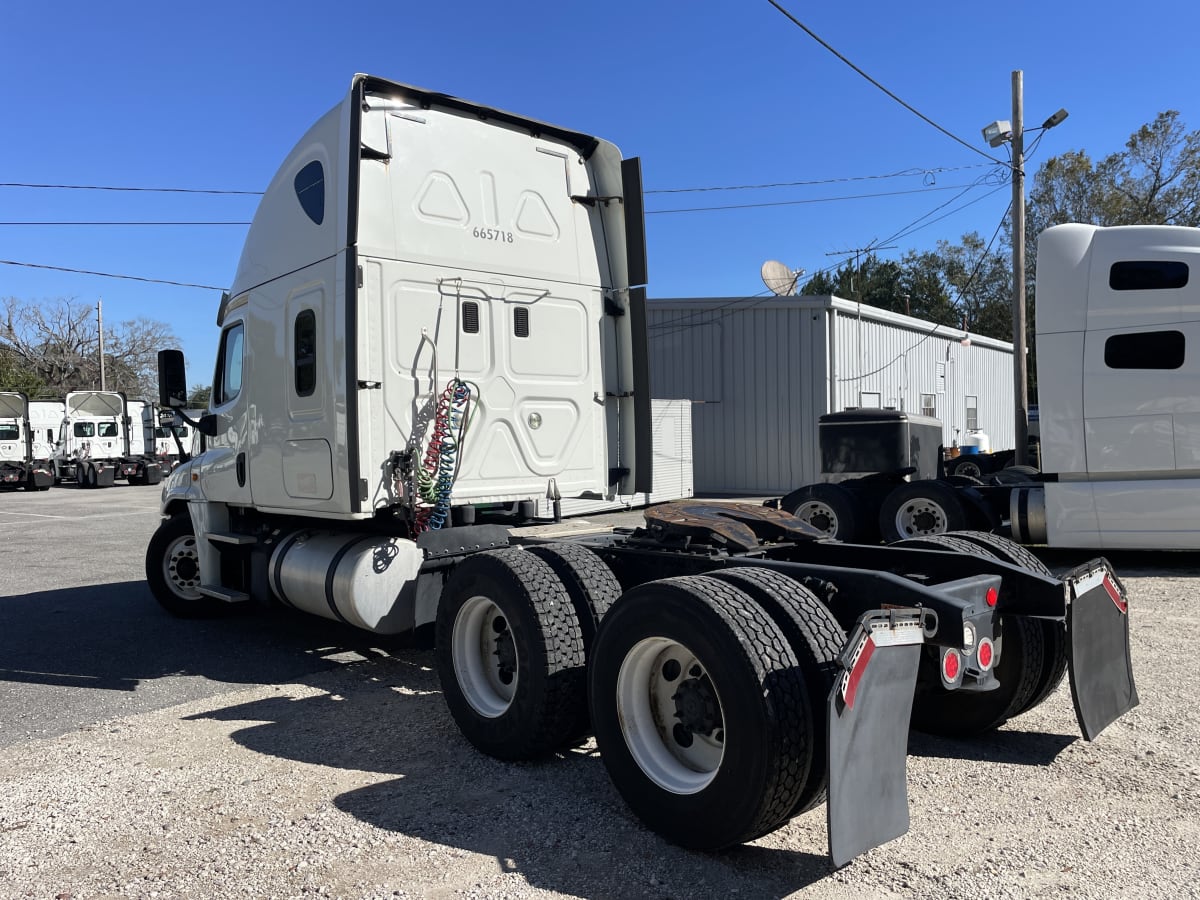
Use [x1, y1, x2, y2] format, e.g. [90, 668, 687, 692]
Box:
[158, 349, 188, 408]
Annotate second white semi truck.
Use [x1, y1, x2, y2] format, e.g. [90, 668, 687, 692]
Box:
[0, 391, 53, 490]
[146, 75, 1137, 867]
[52, 391, 165, 487]
[778, 223, 1200, 551]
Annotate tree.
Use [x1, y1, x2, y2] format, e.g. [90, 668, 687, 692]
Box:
[1026, 110, 1200, 279]
[0, 297, 179, 400]
[188, 384, 212, 408]
[801, 238, 1012, 342]
[0, 346, 48, 396]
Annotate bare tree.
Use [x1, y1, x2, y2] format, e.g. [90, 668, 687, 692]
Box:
[0, 297, 179, 400]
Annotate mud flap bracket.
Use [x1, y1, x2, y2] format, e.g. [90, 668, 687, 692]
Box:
[826, 609, 924, 868]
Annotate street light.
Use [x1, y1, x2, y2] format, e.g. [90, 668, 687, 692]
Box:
[981, 71, 1067, 467]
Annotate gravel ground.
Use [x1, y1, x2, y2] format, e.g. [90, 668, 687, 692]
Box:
[2, 495, 1199, 898]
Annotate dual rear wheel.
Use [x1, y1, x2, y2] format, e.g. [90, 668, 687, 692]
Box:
[435, 547, 844, 849]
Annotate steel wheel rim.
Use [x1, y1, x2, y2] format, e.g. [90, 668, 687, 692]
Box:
[956, 461, 982, 477]
[896, 498, 950, 536]
[616, 637, 725, 794]
[452, 595, 518, 718]
[795, 499, 838, 536]
[163, 533, 202, 599]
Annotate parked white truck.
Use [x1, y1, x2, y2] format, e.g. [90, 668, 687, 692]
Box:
[146, 75, 1137, 866]
[0, 392, 53, 490]
[52, 391, 165, 487]
[777, 223, 1200, 551]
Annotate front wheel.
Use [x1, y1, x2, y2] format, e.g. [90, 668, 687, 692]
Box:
[145, 513, 226, 617]
[589, 576, 812, 850]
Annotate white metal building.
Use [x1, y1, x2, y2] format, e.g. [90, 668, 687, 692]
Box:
[647, 295, 1015, 495]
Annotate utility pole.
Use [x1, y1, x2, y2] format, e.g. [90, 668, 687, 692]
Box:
[983, 76, 1067, 468]
[97, 298, 106, 391]
[1010, 71, 1029, 467]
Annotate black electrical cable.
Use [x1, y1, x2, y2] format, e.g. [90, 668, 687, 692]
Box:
[766, 1, 1005, 166]
[0, 259, 225, 291]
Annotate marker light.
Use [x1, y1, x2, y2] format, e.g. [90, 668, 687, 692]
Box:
[985, 587, 999, 608]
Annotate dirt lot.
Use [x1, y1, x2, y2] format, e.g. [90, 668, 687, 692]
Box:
[1, 485, 1198, 899]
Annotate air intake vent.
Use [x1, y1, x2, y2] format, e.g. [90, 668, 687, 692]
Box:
[514, 306, 530, 338]
[462, 301, 480, 334]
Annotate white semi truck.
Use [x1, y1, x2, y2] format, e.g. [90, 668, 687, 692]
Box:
[52, 391, 165, 487]
[0, 391, 53, 490]
[778, 223, 1200, 551]
[146, 75, 1137, 866]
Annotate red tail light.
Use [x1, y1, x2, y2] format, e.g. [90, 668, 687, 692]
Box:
[976, 637, 995, 671]
[985, 587, 999, 607]
[941, 648, 961, 683]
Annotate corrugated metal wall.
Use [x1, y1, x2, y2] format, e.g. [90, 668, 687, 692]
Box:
[829, 300, 1015, 450]
[647, 300, 828, 493]
[648, 296, 1014, 494]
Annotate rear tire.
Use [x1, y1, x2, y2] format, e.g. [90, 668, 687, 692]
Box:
[702, 566, 843, 816]
[879, 480, 968, 542]
[945, 531, 1068, 716]
[946, 457, 984, 479]
[524, 541, 622, 739]
[435, 548, 586, 760]
[784, 483, 864, 542]
[589, 576, 812, 850]
[893, 535, 1044, 736]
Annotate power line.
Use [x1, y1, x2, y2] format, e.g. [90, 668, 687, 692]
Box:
[0, 221, 251, 226]
[766, 1, 1005, 166]
[0, 182, 263, 195]
[649, 180, 1013, 340]
[0, 259, 226, 291]
[647, 182, 988, 215]
[836, 200, 1013, 383]
[646, 163, 994, 194]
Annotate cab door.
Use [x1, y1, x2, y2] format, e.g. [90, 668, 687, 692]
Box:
[201, 312, 253, 505]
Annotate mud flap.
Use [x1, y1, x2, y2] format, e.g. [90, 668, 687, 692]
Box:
[827, 609, 925, 868]
[1066, 561, 1138, 740]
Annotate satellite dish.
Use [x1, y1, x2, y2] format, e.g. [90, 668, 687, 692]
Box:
[761, 260, 801, 296]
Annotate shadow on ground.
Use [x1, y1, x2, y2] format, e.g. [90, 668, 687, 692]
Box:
[190, 657, 837, 899]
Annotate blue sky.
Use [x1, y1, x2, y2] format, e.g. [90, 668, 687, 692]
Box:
[2, 1, 1196, 387]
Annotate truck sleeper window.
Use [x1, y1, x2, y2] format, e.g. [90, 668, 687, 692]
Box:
[1109, 260, 1189, 291]
[0, 424, 18, 440]
[1104, 330, 1185, 369]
